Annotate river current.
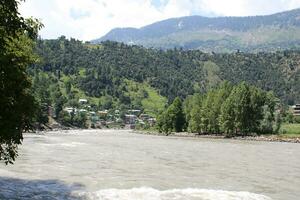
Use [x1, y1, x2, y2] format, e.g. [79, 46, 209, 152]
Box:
[0, 130, 299, 200]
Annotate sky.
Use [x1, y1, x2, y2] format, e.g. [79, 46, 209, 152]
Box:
[19, 0, 300, 41]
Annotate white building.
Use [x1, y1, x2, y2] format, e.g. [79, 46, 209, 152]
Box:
[64, 107, 76, 114]
[79, 99, 88, 104]
[291, 104, 300, 116]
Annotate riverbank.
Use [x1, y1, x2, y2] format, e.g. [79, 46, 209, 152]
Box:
[30, 125, 300, 143]
[133, 130, 300, 143]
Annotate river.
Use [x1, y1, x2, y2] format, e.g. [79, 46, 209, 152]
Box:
[0, 129, 299, 200]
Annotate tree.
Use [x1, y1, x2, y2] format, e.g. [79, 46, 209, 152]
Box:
[274, 111, 282, 134]
[260, 105, 274, 134]
[170, 97, 185, 132]
[65, 80, 72, 95]
[183, 95, 194, 127]
[73, 112, 87, 128]
[189, 103, 202, 133]
[31, 71, 51, 125]
[232, 83, 252, 134]
[101, 95, 113, 110]
[157, 110, 173, 135]
[201, 92, 214, 133]
[157, 97, 185, 134]
[0, 0, 42, 164]
[219, 94, 236, 136]
[259, 92, 281, 134]
[219, 82, 270, 136]
[184, 93, 202, 133]
[54, 95, 66, 119]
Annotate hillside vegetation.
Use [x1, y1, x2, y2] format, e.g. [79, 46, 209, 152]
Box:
[32, 38, 300, 108]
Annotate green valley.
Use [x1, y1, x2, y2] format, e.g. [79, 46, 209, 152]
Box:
[29, 37, 300, 133]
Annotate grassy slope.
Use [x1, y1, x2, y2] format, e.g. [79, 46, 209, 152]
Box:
[60, 72, 100, 105]
[279, 123, 300, 138]
[141, 85, 167, 117]
[125, 80, 167, 117]
[59, 75, 167, 115]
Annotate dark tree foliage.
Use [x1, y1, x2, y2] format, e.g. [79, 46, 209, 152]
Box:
[157, 97, 185, 134]
[184, 82, 280, 136]
[0, 0, 42, 164]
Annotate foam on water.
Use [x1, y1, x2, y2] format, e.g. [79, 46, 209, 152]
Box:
[0, 183, 273, 200]
[40, 142, 86, 147]
[78, 187, 272, 200]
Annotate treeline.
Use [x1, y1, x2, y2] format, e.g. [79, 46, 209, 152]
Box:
[158, 82, 281, 136]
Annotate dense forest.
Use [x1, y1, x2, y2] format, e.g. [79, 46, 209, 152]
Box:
[28, 37, 300, 128]
[31, 37, 300, 106]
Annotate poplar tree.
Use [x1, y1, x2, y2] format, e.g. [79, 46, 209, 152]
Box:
[157, 97, 185, 134]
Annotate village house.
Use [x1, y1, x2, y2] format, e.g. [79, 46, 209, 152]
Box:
[89, 111, 99, 123]
[78, 98, 88, 104]
[63, 107, 77, 114]
[128, 109, 141, 116]
[140, 114, 150, 121]
[291, 104, 300, 116]
[89, 111, 96, 115]
[125, 114, 137, 124]
[79, 109, 87, 113]
[98, 110, 108, 119]
[148, 118, 157, 126]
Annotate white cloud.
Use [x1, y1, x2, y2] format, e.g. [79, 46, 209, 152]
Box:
[19, 0, 300, 41]
[200, 0, 300, 16]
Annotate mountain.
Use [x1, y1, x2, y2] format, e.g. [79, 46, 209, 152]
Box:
[93, 9, 300, 52]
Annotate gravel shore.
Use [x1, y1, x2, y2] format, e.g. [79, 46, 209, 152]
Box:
[134, 130, 300, 143]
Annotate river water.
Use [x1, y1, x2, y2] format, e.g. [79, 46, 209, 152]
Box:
[0, 130, 299, 200]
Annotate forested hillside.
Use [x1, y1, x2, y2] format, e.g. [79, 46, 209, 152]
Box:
[94, 8, 300, 52]
[30, 37, 300, 120]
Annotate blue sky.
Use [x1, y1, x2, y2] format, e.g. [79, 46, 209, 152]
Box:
[20, 0, 300, 41]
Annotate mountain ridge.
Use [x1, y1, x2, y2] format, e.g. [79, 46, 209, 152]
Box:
[93, 8, 300, 52]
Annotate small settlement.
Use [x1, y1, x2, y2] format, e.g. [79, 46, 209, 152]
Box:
[61, 98, 156, 129]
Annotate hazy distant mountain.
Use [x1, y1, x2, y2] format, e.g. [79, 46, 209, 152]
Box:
[92, 8, 300, 52]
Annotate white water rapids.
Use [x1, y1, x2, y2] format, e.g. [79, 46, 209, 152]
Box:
[0, 130, 299, 200]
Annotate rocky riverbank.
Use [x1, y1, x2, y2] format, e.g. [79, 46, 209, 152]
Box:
[29, 127, 300, 143]
[134, 130, 300, 143]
